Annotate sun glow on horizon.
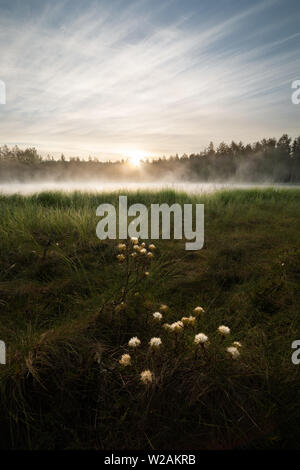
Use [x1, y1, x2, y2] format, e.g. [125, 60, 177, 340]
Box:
[126, 150, 148, 167]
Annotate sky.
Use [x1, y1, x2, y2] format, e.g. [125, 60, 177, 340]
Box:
[0, 0, 300, 160]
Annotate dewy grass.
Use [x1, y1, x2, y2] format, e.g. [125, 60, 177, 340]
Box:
[0, 188, 299, 449]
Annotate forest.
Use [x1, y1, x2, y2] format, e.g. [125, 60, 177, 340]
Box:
[1, 134, 300, 182]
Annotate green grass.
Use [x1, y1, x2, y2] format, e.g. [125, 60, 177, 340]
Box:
[0, 188, 299, 449]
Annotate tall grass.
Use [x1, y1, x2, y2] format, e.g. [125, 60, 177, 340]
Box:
[0, 189, 299, 449]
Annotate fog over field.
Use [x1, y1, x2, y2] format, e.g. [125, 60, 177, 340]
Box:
[1, 132, 300, 192]
[0, 181, 299, 195]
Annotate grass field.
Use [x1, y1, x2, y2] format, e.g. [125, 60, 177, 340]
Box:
[0, 188, 299, 450]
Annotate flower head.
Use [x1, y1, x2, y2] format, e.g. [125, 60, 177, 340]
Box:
[152, 311, 162, 321]
[144, 271, 149, 277]
[140, 248, 147, 255]
[194, 333, 208, 344]
[118, 243, 126, 252]
[194, 306, 205, 315]
[218, 325, 230, 336]
[130, 237, 139, 245]
[160, 304, 168, 312]
[131, 252, 137, 258]
[232, 341, 242, 348]
[117, 254, 125, 263]
[148, 244, 156, 251]
[119, 354, 131, 366]
[226, 346, 240, 359]
[162, 323, 171, 330]
[149, 337, 162, 349]
[128, 336, 141, 348]
[147, 252, 154, 259]
[181, 315, 196, 326]
[140, 369, 153, 385]
[133, 244, 141, 252]
[141, 242, 146, 248]
[170, 321, 184, 333]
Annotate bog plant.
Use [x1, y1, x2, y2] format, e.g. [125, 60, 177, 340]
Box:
[107, 238, 244, 388]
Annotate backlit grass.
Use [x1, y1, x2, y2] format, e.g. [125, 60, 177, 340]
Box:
[0, 188, 299, 449]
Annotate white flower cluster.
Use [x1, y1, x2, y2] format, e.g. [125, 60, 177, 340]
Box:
[193, 306, 205, 316]
[119, 353, 131, 366]
[116, 298, 243, 387]
[169, 321, 184, 332]
[152, 311, 163, 321]
[128, 336, 141, 348]
[130, 239, 156, 260]
[159, 306, 242, 360]
[118, 335, 158, 385]
[140, 369, 153, 384]
[218, 325, 230, 336]
[226, 346, 240, 359]
[181, 315, 196, 326]
[116, 239, 156, 280]
[149, 337, 162, 349]
[194, 333, 208, 344]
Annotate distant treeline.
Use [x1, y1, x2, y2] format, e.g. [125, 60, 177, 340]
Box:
[1, 133, 300, 182]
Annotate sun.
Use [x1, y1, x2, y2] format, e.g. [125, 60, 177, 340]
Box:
[126, 150, 147, 167]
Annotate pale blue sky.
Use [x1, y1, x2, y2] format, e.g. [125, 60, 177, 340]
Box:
[0, 0, 299, 159]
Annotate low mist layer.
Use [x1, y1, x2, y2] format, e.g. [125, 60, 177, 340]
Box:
[1, 134, 300, 184]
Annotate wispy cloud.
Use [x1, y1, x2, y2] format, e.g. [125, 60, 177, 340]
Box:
[0, 0, 299, 158]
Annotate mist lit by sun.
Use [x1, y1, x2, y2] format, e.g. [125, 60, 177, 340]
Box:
[126, 150, 147, 167]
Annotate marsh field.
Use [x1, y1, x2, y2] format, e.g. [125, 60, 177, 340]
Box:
[0, 188, 299, 450]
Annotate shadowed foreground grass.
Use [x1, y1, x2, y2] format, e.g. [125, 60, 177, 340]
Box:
[0, 188, 299, 449]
